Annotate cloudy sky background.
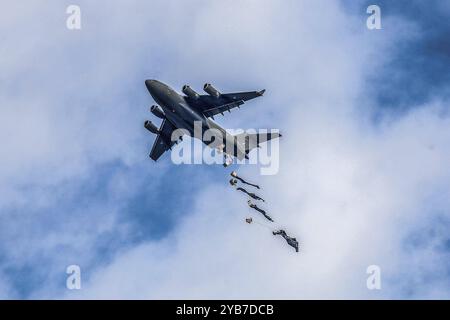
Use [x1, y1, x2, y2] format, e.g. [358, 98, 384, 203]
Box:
[0, 0, 449, 299]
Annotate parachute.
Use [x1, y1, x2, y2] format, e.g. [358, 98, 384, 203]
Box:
[230, 171, 260, 189]
[228, 170, 300, 253]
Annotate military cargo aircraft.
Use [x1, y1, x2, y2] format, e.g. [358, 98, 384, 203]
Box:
[144, 80, 281, 165]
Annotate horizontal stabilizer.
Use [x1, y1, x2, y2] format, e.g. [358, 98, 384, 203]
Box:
[235, 131, 282, 155]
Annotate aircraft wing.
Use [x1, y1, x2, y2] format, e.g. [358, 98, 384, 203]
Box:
[149, 119, 177, 161]
[189, 90, 265, 118]
[202, 99, 245, 118]
[220, 90, 265, 103]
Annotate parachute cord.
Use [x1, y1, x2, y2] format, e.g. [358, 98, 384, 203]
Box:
[232, 176, 284, 233]
[246, 206, 282, 232]
[252, 219, 275, 231]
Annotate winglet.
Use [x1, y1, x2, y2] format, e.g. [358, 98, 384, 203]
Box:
[258, 89, 266, 96]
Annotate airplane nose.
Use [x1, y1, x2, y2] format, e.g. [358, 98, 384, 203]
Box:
[145, 80, 161, 102]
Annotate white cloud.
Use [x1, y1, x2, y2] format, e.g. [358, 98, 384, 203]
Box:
[72, 100, 450, 299]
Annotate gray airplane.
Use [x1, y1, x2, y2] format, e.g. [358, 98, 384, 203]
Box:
[144, 80, 281, 164]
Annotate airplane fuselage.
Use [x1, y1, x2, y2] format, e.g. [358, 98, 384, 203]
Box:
[146, 80, 204, 133]
[145, 79, 233, 149]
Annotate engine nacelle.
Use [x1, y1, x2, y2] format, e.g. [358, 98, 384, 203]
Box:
[182, 85, 200, 99]
[203, 83, 221, 98]
[144, 120, 159, 134]
[150, 105, 165, 119]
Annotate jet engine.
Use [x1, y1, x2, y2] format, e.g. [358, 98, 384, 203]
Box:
[144, 120, 159, 134]
[150, 105, 165, 119]
[182, 85, 200, 99]
[203, 83, 221, 98]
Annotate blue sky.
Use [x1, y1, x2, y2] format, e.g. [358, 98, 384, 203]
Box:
[359, 0, 450, 114]
[0, 0, 449, 299]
